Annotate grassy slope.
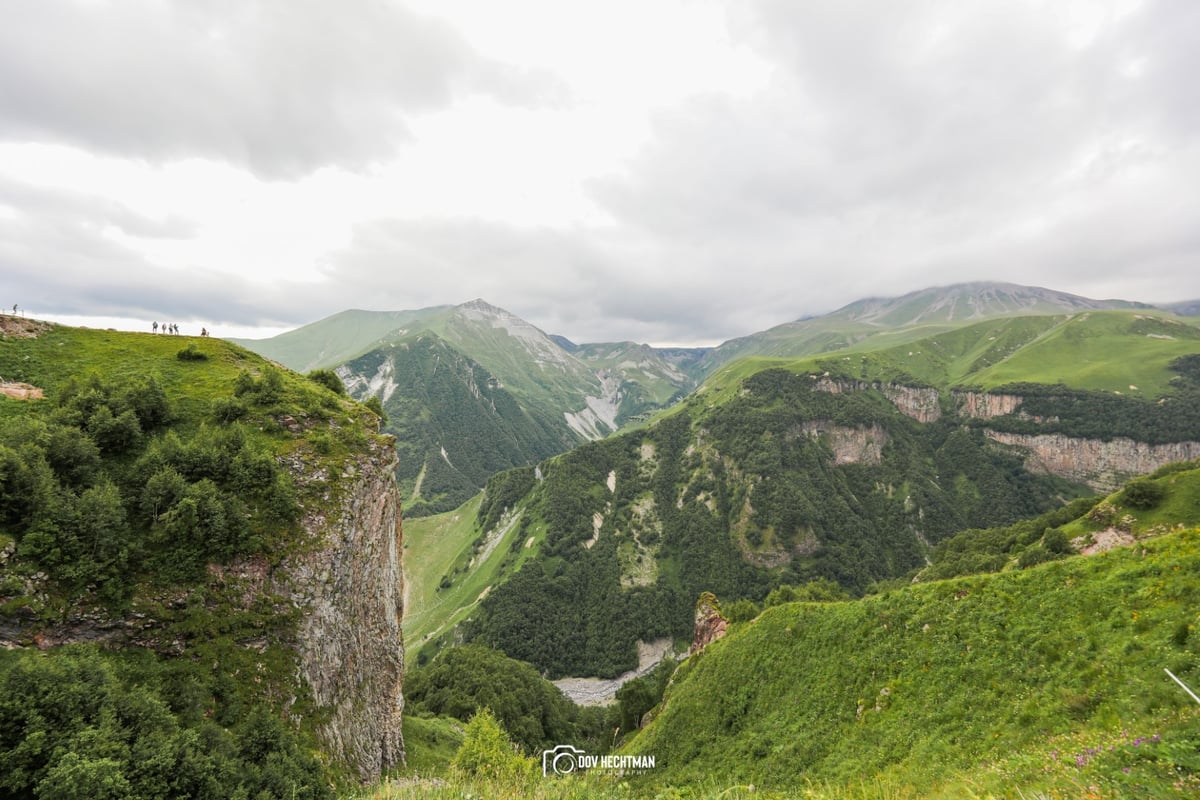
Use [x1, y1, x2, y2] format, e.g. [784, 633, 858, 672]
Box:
[403, 495, 547, 658]
[695, 311, 1200, 408]
[1, 324, 253, 423]
[1, 321, 390, 792]
[625, 523, 1200, 796]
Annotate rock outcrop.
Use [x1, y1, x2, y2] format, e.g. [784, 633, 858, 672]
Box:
[813, 377, 941, 423]
[882, 385, 942, 423]
[986, 431, 1200, 492]
[800, 421, 889, 465]
[0, 434, 406, 782]
[954, 391, 1024, 419]
[689, 592, 728, 656]
[281, 434, 406, 780]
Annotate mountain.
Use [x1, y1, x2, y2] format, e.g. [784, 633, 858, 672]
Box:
[698, 281, 1150, 374]
[240, 299, 700, 514]
[337, 331, 571, 516]
[230, 305, 450, 372]
[407, 310, 1200, 677]
[1162, 299, 1200, 316]
[0, 320, 405, 788]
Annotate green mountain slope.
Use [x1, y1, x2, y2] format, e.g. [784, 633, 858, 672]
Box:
[260, 300, 700, 515]
[624, 519, 1200, 796]
[229, 306, 450, 372]
[339, 332, 572, 516]
[409, 314, 1200, 678]
[433, 370, 1088, 678]
[698, 281, 1149, 375]
[791, 310, 1200, 397]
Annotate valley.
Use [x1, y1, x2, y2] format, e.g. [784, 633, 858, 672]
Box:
[5, 281, 1200, 799]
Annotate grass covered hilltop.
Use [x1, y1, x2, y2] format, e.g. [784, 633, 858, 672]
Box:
[0, 318, 399, 797]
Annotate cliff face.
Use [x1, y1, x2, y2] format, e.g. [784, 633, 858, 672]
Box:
[813, 378, 941, 423]
[986, 431, 1200, 492]
[954, 391, 1024, 419]
[0, 435, 407, 782]
[281, 435, 405, 780]
[800, 421, 889, 465]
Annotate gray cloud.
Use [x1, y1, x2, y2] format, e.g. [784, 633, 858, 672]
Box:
[584, 0, 1200, 328]
[3, 0, 1197, 345]
[0, 0, 562, 178]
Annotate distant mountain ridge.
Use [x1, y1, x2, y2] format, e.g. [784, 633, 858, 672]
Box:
[237, 299, 699, 514]
[699, 282, 1152, 372]
[231, 282, 1191, 515]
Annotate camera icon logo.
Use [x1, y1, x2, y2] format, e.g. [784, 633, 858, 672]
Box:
[542, 744, 586, 776]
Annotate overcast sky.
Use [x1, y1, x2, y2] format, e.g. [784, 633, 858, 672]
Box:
[1, 0, 1197, 345]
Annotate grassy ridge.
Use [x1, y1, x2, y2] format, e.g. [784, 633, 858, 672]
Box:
[695, 311, 1200, 405]
[624, 526, 1200, 795]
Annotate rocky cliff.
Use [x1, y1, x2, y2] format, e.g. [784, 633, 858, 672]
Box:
[985, 431, 1200, 492]
[0, 431, 406, 782]
[281, 434, 406, 780]
[954, 391, 1024, 419]
[813, 377, 941, 423]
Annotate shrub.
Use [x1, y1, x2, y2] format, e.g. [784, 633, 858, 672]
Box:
[451, 708, 535, 782]
[1122, 477, 1166, 510]
[306, 369, 345, 396]
[176, 344, 207, 362]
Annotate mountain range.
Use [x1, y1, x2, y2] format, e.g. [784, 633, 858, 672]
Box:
[233, 282, 1185, 514]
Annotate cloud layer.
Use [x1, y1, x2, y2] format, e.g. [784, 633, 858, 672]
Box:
[1, 0, 1197, 344]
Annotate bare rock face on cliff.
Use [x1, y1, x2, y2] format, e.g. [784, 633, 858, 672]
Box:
[690, 592, 728, 656]
[280, 435, 406, 780]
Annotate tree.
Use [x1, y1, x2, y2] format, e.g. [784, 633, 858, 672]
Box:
[451, 708, 535, 782]
[306, 369, 346, 396]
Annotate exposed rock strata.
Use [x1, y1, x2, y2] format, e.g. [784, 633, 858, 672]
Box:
[0, 435, 406, 781]
[813, 378, 941, 422]
[689, 592, 728, 656]
[954, 391, 1024, 419]
[985, 431, 1200, 492]
[800, 421, 889, 465]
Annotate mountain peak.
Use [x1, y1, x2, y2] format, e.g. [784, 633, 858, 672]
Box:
[832, 282, 1145, 328]
[458, 298, 509, 316]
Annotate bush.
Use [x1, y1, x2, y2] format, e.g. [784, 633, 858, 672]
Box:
[451, 708, 535, 782]
[176, 344, 207, 362]
[1122, 477, 1166, 510]
[211, 397, 247, 423]
[306, 369, 345, 396]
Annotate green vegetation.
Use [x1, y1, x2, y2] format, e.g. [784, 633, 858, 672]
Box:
[0, 646, 330, 799]
[457, 369, 1086, 678]
[405, 645, 603, 755]
[344, 334, 570, 516]
[0, 322, 389, 795]
[624, 526, 1200, 797]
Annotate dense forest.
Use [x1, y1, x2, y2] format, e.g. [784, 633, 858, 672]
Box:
[461, 369, 1088, 678]
[341, 335, 571, 516]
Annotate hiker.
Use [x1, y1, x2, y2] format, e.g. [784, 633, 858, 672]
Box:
[153, 321, 159, 333]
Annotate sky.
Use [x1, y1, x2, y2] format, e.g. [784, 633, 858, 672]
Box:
[1, 0, 1197, 345]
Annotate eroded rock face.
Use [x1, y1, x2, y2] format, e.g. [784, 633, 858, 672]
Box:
[882, 385, 942, 423]
[986, 431, 1200, 492]
[282, 435, 405, 779]
[0, 435, 407, 781]
[689, 592, 728, 656]
[800, 421, 889, 465]
[954, 391, 1024, 419]
[813, 378, 941, 423]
